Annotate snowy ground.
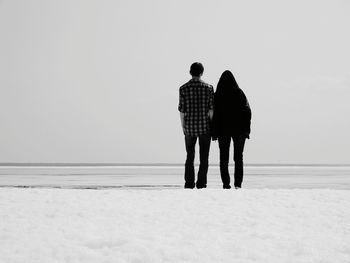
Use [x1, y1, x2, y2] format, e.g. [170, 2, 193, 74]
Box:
[1, 188, 350, 263]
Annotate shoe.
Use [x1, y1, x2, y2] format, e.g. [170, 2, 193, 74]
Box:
[184, 183, 195, 189]
[196, 184, 207, 189]
[235, 186, 241, 189]
[223, 185, 231, 189]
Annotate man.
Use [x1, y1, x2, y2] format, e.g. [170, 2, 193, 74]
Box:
[178, 62, 214, 189]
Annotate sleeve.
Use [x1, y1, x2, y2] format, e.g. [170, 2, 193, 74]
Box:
[208, 86, 214, 110]
[242, 92, 252, 138]
[211, 93, 218, 139]
[178, 88, 186, 113]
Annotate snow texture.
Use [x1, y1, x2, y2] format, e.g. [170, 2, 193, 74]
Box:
[0, 188, 349, 263]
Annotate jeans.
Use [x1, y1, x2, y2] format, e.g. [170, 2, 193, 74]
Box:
[184, 134, 211, 188]
[218, 135, 246, 187]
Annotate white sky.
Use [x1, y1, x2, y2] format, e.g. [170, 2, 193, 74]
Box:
[0, 0, 349, 164]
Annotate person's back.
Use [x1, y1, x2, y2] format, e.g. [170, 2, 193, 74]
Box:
[179, 78, 213, 136]
[178, 62, 214, 189]
[213, 86, 251, 138]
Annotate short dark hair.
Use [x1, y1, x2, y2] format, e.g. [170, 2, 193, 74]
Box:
[190, 62, 204, 77]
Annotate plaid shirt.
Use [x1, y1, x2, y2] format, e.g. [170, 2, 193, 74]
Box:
[178, 78, 214, 136]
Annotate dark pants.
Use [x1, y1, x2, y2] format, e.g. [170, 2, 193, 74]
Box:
[184, 134, 211, 188]
[218, 135, 246, 187]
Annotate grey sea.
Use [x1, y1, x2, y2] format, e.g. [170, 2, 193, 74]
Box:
[1, 164, 350, 190]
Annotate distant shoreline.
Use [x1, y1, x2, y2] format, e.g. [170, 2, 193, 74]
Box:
[1, 163, 350, 167]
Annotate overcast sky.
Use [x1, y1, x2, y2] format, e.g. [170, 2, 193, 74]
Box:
[0, 0, 349, 164]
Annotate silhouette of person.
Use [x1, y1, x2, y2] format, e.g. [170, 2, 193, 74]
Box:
[212, 70, 251, 189]
[178, 62, 214, 189]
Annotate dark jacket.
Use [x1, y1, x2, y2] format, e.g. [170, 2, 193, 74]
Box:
[211, 87, 251, 139]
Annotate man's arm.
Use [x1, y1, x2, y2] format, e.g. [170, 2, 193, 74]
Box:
[180, 112, 185, 134]
[178, 88, 186, 134]
[208, 109, 213, 121]
[208, 86, 214, 121]
[208, 86, 214, 122]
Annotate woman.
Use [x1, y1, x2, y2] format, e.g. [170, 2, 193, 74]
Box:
[212, 70, 251, 189]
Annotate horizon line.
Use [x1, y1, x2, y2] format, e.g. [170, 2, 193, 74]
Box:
[1, 162, 350, 167]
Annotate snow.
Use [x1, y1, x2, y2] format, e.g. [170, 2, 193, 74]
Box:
[0, 188, 350, 263]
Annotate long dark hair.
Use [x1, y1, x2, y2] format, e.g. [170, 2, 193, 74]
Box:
[216, 70, 240, 95]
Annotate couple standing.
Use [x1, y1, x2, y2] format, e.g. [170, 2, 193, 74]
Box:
[178, 62, 252, 189]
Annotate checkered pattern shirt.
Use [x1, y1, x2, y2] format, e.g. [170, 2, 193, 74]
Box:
[178, 78, 214, 136]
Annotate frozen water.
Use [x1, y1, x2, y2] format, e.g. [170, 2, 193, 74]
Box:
[0, 165, 350, 189]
